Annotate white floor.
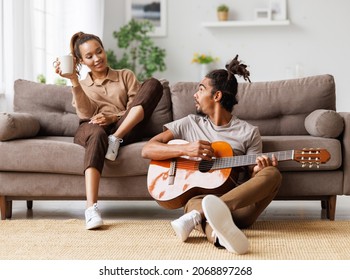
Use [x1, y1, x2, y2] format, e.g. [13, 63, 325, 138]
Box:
[9, 195, 350, 221]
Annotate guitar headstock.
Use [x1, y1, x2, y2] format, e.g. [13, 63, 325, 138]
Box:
[293, 148, 330, 168]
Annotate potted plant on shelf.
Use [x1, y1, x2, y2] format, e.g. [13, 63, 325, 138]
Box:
[217, 4, 229, 21]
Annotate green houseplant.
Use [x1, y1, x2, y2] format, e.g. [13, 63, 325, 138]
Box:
[107, 19, 166, 81]
[36, 74, 67, 85]
[37, 74, 46, 84]
[217, 4, 229, 21]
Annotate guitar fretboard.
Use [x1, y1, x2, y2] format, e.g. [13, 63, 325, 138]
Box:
[211, 150, 295, 170]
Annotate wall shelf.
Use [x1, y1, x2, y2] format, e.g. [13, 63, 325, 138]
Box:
[202, 20, 290, 27]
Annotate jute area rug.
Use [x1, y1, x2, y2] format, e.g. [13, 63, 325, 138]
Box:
[1, 219, 349, 260]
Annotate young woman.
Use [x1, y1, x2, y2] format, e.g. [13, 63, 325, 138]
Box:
[55, 32, 163, 229]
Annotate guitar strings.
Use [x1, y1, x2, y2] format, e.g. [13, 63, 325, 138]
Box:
[174, 155, 277, 171]
[171, 150, 303, 171]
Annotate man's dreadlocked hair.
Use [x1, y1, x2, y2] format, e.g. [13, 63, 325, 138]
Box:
[206, 54, 251, 112]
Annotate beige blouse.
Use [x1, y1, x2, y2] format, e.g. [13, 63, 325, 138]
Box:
[71, 68, 141, 120]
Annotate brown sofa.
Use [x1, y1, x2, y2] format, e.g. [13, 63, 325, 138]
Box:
[0, 75, 349, 220]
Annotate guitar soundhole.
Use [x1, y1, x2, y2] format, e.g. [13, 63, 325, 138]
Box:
[198, 160, 214, 173]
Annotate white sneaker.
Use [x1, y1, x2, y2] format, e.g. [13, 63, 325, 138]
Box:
[105, 135, 123, 161]
[85, 203, 103, 230]
[202, 195, 249, 254]
[171, 210, 201, 242]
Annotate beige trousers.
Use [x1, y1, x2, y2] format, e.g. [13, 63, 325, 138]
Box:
[184, 166, 282, 244]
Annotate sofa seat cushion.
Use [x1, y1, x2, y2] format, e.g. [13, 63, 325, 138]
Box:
[0, 135, 340, 175]
[262, 135, 342, 171]
[0, 137, 151, 177]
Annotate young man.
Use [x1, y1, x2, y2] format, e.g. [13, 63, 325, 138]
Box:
[142, 55, 282, 254]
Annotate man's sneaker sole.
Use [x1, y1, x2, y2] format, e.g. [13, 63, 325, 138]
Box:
[86, 219, 103, 230]
[202, 195, 249, 254]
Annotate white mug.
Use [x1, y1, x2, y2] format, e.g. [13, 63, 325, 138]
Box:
[53, 55, 74, 75]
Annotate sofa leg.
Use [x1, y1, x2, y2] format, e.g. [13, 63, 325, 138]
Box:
[325, 195, 336, 221]
[6, 200, 12, 219]
[27, 200, 33, 210]
[0, 196, 6, 220]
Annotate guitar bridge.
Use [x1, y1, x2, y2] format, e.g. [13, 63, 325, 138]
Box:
[168, 159, 176, 185]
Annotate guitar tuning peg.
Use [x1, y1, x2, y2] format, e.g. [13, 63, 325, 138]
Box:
[302, 163, 306, 168]
[309, 163, 313, 168]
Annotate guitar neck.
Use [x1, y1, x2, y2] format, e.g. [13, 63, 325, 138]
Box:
[212, 150, 295, 170]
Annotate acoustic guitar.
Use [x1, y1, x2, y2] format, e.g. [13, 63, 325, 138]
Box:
[147, 140, 331, 209]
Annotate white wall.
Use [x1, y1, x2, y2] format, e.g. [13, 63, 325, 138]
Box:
[104, 0, 350, 111]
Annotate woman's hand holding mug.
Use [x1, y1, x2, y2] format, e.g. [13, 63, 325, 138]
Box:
[53, 55, 76, 79]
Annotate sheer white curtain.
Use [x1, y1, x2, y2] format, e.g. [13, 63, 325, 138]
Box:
[45, 0, 105, 84]
[0, 0, 104, 111]
[0, 0, 33, 111]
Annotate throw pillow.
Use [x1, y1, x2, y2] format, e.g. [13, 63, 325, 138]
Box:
[0, 112, 40, 141]
[143, 79, 173, 137]
[304, 109, 344, 138]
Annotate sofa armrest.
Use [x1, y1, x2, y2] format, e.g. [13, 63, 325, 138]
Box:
[339, 112, 350, 194]
[0, 112, 40, 141]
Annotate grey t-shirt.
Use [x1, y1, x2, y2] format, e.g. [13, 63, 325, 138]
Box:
[164, 114, 262, 156]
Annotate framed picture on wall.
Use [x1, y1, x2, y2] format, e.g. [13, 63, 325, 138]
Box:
[270, 0, 287, 20]
[126, 0, 167, 37]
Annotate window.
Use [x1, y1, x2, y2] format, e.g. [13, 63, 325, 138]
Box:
[0, 0, 104, 111]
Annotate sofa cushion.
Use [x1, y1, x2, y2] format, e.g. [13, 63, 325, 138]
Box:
[14, 79, 79, 136]
[170, 82, 198, 120]
[14, 78, 173, 139]
[0, 136, 151, 177]
[0, 134, 341, 176]
[234, 75, 336, 135]
[0, 112, 40, 141]
[261, 135, 342, 171]
[143, 79, 173, 138]
[170, 75, 336, 136]
[304, 109, 344, 138]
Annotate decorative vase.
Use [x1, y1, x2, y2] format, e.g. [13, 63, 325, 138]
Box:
[199, 63, 212, 79]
